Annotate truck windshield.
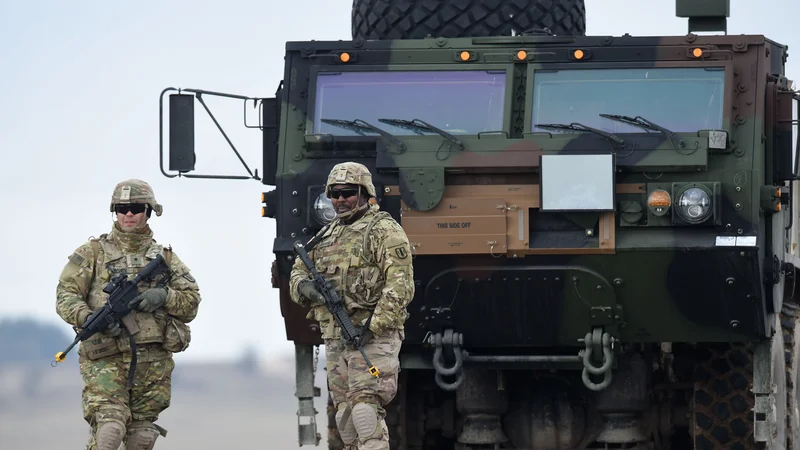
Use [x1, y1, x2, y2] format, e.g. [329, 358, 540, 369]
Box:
[530, 67, 725, 134]
[312, 70, 507, 136]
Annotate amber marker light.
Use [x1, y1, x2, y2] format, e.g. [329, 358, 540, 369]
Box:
[573, 49, 585, 59]
[648, 189, 672, 217]
[692, 48, 703, 58]
[516, 50, 527, 60]
[459, 51, 471, 61]
[339, 52, 351, 62]
[648, 190, 672, 207]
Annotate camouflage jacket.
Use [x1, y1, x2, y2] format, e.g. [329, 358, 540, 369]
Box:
[289, 206, 415, 340]
[55, 227, 201, 362]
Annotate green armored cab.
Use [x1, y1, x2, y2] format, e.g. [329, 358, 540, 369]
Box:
[159, 0, 800, 448]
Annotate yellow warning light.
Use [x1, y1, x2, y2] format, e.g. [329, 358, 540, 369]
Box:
[340, 52, 351, 62]
[648, 190, 672, 208]
[692, 48, 703, 58]
[261, 207, 267, 217]
[261, 193, 265, 203]
[516, 50, 527, 60]
[573, 49, 585, 59]
[460, 51, 471, 61]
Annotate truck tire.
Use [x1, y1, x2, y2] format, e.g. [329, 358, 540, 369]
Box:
[692, 307, 794, 450]
[351, 0, 586, 40]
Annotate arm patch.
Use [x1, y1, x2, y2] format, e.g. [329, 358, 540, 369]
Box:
[68, 252, 86, 266]
[383, 233, 411, 263]
[390, 245, 409, 260]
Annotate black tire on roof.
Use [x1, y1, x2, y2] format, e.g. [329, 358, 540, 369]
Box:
[351, 0, 587, 40]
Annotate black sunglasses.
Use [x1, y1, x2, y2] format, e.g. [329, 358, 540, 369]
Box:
[328, 188, 359, 199]
[114, 204, 147, 215]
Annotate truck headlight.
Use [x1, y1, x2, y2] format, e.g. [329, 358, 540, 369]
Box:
[313, 192, 336, 223]
[676, 187, 712, 224]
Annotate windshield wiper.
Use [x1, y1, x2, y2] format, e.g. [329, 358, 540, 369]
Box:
[599, 113, 683, 149]
[320, 118, 406, 152]
[378, 118, 466, 151]
[535, 122, 627, 148]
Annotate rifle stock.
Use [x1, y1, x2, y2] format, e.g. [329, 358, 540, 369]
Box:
[293, 241, 380, 378]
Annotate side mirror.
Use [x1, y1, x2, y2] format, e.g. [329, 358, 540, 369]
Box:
[770, 83, 797, 183]
[784, 91, 799, 232]
[793, 92, 799, 178]
[168, 93, 196, 173]
[158, 87, 261, 181]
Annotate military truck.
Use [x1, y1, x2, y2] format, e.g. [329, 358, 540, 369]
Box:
[158, 0, 800, 448]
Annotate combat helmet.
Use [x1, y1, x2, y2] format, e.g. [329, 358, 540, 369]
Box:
[325, 162, 377, 198]
[109, 179, 163, 217]
[325, 162, 377, 220]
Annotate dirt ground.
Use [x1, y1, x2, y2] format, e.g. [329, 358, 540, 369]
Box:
[0, 359, 331, 450]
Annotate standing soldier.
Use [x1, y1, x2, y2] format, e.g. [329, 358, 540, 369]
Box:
[290, 162, 415, 450]
[56, 179, 201, 450]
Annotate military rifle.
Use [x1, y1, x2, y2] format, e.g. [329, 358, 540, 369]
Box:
[293, 240, 380, 378]
[53, 253, 172, 388]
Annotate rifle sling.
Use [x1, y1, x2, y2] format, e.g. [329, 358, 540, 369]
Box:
[303, 222, 332, 252]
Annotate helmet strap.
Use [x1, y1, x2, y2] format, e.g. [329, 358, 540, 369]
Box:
[336, 186, 369, 221]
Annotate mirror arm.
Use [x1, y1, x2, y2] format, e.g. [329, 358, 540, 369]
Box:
[158, 87, 262, 181]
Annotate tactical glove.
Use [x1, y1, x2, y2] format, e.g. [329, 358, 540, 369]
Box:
[79, 309, 120, 337]
[129, 287, 168, 313]
[78, 309, 92, 327]
[298, 280, 325, 305]
[103, 321, 122, 338]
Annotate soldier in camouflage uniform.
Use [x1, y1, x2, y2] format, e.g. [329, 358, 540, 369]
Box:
[55, 179, 201, 450]
[290, 162, 415, 450]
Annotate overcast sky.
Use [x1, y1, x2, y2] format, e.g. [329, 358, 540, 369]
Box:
[1, 0, 797, 364]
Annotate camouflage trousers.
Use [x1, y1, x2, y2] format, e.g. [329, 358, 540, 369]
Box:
[326, 329, 402, 450]
[79, 350, 174, 450]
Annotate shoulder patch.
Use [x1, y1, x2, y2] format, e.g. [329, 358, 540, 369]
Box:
[182, 273, 196, 283]
[68, 252, 85, 266]
[384, 233, 411, 262]
[392, 246, 409, 259]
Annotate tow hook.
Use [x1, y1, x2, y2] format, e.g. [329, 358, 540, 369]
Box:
[578, 327, 615, 391]
[429, 329, 464, 391]
[427, 327, 616, 392]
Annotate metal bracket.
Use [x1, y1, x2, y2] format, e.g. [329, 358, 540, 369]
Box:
[752, 335, 779, 443]
[294, 344, 321, 446]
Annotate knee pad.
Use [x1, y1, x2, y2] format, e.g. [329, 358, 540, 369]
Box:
[126, 421, 160, 450]
[334, 402, 357, 445]
[95, 421, 126, 450]
[352, 402, 382, 442]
